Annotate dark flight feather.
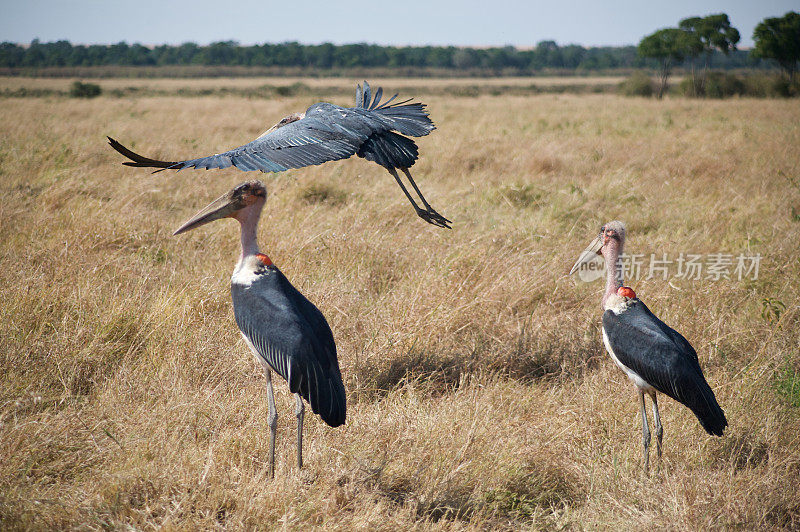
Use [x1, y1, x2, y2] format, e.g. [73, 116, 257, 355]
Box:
[603, 300, 727, 436]
[232, 268, 346, 427]
[109, 81, 435, 177]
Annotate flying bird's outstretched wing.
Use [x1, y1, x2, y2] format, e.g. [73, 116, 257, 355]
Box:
[109, 106, 365, 174]
[107, 81, 435, 175]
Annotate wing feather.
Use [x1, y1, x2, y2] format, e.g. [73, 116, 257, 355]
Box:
[108, 104, 368, 175]
[362, 81, 371, 110]
[231, 269, 346, 427]
[108, 81, 435, 175]
[371, 87, 383, 110]
[603, 301, 727, 435]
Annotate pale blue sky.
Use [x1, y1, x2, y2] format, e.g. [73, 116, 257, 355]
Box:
[1, 0, 796, 47]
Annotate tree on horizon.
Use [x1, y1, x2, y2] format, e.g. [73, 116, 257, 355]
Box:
[679, 14, 740, 95]
[638, 28, 700, 99]
[753, 11, 800, 81]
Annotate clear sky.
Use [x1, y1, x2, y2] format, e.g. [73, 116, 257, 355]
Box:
[1, 0, 796, 48]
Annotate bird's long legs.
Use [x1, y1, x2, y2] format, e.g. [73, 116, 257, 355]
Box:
[401, 168, 451, 226]
[639, 389, 651, 475]
[264, 368, 278, 479]
[387, 167, 451, 228]
[651, 393, 663, 471]
[295, 394, 305, 469]
[387, 167, 419, 209]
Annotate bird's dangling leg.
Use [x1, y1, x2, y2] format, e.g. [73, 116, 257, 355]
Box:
[651, 393, 663, 472]
[387, 168, 451, 228]
[386, 167, 426, 219]
[400, 167, 451, 228]
[295, 393, 305, 469]
[639, 389, 651, 475]
[264, 368, 278, 479]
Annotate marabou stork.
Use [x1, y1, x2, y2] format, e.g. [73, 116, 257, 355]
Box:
[108, 81, 450, 228]
[570, 221, 727, 473]
[174, 180, 346, 478]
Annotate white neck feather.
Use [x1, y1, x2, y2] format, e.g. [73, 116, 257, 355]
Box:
[604, 293, 632, 314]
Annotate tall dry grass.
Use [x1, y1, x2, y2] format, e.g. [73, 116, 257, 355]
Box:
[1, 81, 799, 529]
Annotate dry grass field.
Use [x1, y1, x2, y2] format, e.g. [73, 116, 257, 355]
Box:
[1, 78, 799, 530]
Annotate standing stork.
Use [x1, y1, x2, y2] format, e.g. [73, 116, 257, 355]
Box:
[108, 81, 450, 228]
[570, 221, 727, 473]
[174, 180, 346, 478]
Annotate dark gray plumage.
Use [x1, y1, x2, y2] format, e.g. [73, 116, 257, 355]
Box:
[232, 268, 345, 427]
[172, 180, 345, 478]
[108, 81, 450, 228]
[571, 220, 727, 473]
[603, 300, 727, 436]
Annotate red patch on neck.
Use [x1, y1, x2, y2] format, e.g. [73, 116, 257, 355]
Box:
[255, 253, 273, 267]
[617, 286, 636, 299]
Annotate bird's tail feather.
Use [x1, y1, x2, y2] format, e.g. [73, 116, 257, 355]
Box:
[688, 379, 728, 436]
[357, 131, 419, 169]
[355, 81, 435, 137]
[319, 376, 347, 427]
[294, 370, 346, 427]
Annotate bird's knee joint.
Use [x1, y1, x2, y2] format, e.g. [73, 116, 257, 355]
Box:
[268, 411, 278, 428]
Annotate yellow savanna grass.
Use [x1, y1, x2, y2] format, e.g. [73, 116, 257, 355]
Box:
[1, 80, 798, 529]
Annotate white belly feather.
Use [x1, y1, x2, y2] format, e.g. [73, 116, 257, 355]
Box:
[241, 333, 271, 374]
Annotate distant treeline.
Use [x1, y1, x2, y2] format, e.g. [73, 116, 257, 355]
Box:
[0, 40, 773, 74]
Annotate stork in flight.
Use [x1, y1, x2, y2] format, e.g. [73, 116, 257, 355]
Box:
[108, 81, 451, 228]
[570, 221, 727, 473]
[174, 180, 346, 478]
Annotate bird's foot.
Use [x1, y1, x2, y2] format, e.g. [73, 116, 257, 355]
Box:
[416, 207, 452, 229]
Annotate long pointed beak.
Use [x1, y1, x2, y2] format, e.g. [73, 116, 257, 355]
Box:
[173, 192, 240, 236]
[569, 235, 603, 275]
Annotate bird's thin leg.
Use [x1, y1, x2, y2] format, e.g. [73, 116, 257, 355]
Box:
[264, 367, 278, 479]
[387, 167, 424, 211]
[651, 393, 663, 470]
[400, 167, 434, 212]
[386, 168, 450, 228]
[295, 393, 305, 470]
[639, 389, 651, 475]
[400, 167, 452, 227]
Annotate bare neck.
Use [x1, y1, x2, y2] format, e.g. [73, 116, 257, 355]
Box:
[236, 203, 262, 259]
[601, 240, 622, 308]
